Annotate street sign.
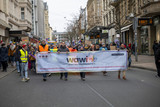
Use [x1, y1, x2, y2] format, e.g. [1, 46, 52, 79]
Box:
[102, 30, 108, 33]
[138, 18, 153, 26]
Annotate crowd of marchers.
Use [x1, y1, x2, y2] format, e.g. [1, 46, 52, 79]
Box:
[0, 40, 144, 82]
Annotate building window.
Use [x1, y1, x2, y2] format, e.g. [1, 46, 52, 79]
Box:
[21, 8, 25, 20]
[106, 14, 108, 26]
[104, 16, 106, 26]
[97, 0, 100, 16]
[109, 12, 111, 24]
[113, 9, 115, 22]
[3, 0, 7, 13]
[103, 0, 105, 11]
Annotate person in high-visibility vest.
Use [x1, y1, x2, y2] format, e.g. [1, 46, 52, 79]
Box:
[50, 43, 58, 52]
[37, 40, 50, 81]
[18, 44, 30, 82]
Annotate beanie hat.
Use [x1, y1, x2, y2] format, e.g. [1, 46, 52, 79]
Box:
[22, 44, 27, 48]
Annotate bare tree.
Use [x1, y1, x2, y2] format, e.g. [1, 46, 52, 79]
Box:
[65, 14, 79, 46]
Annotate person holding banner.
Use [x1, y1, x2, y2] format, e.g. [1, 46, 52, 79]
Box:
[37, 40, 50, 81]
[99, 43, 108, 76]
[58, 42, 69, 81]
[79, 46, 86, 81]
[118, 44, 127, 80]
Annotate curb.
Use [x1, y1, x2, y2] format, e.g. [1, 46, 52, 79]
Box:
[0, 68, 16, 79]
[131, 66, 157, 72]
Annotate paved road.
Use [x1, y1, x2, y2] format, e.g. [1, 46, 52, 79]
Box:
[0, 68, 160, 107]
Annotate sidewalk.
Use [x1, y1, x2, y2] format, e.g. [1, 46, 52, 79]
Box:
[131, 55, 156, 71]
[0, 66, 16, 79]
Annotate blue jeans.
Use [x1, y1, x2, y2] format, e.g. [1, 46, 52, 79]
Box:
[80, 72, 85, 78]
[60, 72, 68, 78]
[10, 56, 15, 62]
[20, 62, 28, 78]
[128, 57, 132, 67]
[16, 61, 20, 73]
[43, 73, 47, 78]
[31, 60, 36, 71]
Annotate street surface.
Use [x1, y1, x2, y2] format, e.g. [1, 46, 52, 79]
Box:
[0, 68, 160, 107]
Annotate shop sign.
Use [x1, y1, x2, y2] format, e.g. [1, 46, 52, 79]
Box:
[21, 37, 29, 44]
[138, 18, 153, 26]
[102, 30, 108, 33]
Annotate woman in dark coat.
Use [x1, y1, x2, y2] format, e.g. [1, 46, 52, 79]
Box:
[0, 43, 8, 72]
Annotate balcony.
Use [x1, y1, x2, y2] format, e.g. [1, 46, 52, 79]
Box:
[141, 0, 160, 17]
[109, 0, 120, 7]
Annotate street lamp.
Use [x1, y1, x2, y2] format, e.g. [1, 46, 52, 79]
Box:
[129, 13, 138, 62]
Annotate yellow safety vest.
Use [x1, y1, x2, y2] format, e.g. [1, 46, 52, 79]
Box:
[50, 49, 58, 52]
[20, 49, 28, 63]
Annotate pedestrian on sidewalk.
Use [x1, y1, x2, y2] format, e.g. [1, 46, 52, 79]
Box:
[132, 44, 135, 55]
[15, 42, 22, 74]
[127, 47, 132, 69]
[18, 44, 30, 82]
[58, 42, 69, 81]
[0, 43, 8, 72]
[8, 42, 16, 66]
[0, 41, 2, 70]
[118, 44, 127, 80]
[153, 40, 158, 59]
[37, 40, 50, 81]
[155, 44, 160, 78]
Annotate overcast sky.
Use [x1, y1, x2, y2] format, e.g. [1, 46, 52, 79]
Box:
[43, 0, 88, 32]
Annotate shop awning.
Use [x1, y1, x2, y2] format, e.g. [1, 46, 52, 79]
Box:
[9, 30, 28, 37]
[0, 19, 11, 29]
[121, 24, 132, 32]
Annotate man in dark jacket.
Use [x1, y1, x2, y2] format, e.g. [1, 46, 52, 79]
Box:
[58, 42, 69, 81]
[0, 43, 8, 72]
[15, 42, 22, 73]
[79, 46, 86, 81]
[155, 44, 160, 78]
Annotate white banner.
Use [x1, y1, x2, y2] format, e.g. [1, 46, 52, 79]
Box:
[36, 51, 128, 73]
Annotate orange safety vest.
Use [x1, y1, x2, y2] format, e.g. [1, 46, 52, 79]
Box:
[39, 45, 49, 52]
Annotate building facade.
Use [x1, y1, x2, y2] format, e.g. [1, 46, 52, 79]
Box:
[102, 0, 116, 44]
[0, 0, 10, 43]
[44, 2, 50, 41]
[110, 0, 160, 55]
[87, 0, 103, 30]
[53, 32, 69, 43]
[0, 0, 32, 43]
[9, 0, 32, 42]
[87, 0, 109, 44]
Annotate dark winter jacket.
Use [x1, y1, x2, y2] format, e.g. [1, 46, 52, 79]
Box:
[15, 46, 22, 61]
[155, 45, 160, 62]
[153, 43, 158, 55]
[58, 45, 69, 52]
[0, 47, 8, 61]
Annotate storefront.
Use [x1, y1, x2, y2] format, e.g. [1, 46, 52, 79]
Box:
[9, 30, 29, 43]
[154, 16, 160, 42]
[140, 26, 149, 54]
[120, 24, 134, 46]
[86, 26, 109, 45]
